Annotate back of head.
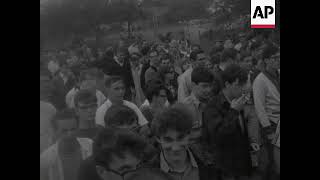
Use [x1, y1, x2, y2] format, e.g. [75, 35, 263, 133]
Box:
[93, 128, 147, 168]
[145, 79, 167, 103]
[220, 48, 237, 63]
[221, 64, 248, 86]
[191, 66, 214, 85]
[104, 105, 138, 128]
[152, 103, 193, 138]
[74, 89, 97, 108]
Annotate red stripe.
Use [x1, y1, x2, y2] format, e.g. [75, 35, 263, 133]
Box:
[251, 25, 275, 29]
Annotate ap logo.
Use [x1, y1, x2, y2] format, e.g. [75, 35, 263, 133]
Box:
[251, 0, 276, 28]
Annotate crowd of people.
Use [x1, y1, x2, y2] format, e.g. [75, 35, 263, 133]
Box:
[40, 29, 280, 180]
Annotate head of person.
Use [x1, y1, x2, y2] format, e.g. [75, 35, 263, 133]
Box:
[160, 55, 171, 67]
[190, 50, 208, 68]
[130, 53, 142, 68]
[79, 69, 98, 91]
[149, 50, 160, 67]
[152, 104, 193, 162]
[74, 89, 98, 122]
[47, 59, 61, 74]
[158, 65, 175, 82]
[181, 58, 191, 72]
[104, 105, 139, 133]
[191, 66, 214, 102]
[221, 64, 250, 100]
[117, 48, 128, 64]
[261, 43, 280, 71]
[51, 109, 78, 141]
[145, 80, 168, 108]
[93, 128, 147, 180]
[105, 76, 125, 103]
[220, 48, 237, 66]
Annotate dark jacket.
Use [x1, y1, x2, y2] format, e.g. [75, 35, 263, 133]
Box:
[202, 93, 252, 176]
[94, 56, 134, 100]
[144, 150, 222, 180]
[50, 71, 70, 110]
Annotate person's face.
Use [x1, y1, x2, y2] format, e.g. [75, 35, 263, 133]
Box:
[57, 119, 77, 139]
[118, 52, 126, 64]
[96, 152, 142, 180]
[149, 52, 160, 66]
[193, 82, 213, 101]
[164, 68, 175, 81]
[182, 61, 191, 71]
[154, 89, 168, 107]
[75, 101, 98, 122]
[158, 129, 189, 162]
[205, 60, 213, 70]
[266, 56, 280, 70]
[107, 80, 126, 102]
[226, 79, 248, 100]
[161, 59, 170, 67]
[130, 56, 140, 68]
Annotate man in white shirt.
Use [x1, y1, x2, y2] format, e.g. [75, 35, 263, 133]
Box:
[66, 69, 106, 109]
[95, 76, 148, 127]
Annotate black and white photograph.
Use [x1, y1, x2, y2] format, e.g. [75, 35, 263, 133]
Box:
[40, 0, 280, 180]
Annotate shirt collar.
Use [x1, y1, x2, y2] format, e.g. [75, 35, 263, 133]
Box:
[160, 148, 198, 173]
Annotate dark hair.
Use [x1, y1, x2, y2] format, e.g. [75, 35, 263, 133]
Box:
[145, 80, 167, 103]
[74, 89, 97, 108]
[221, 64, 248, 86]
[151, 104, 193, 137]
[104, 105, 138, 128]
[93, 128, 147, 169]
[220, 49, 237, 63]
[261, 42, 279, 60]
[51, 109, 77, 131]
[104, 76, 124, 88]
[191, 66, 214, 85]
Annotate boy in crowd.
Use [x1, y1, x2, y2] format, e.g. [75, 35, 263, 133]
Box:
[66, 69, 106, 109]
[203, 64, 253, 180]
[150, 104, 221, 180]
[41, 109, 93, 180]
[71, 89, 100, 139]
[95, 76, 148, 128]
[141, 80, 168, 124]
[77, 128, 148, 180]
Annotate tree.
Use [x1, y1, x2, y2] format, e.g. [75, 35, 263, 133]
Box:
[163, 0, 210, 23]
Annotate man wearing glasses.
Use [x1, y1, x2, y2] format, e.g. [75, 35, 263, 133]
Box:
[77, 128, 148, 180]
[145, 50, 161, 84]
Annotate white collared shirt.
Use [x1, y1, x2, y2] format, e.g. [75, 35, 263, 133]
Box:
[95, 99, 148, 127]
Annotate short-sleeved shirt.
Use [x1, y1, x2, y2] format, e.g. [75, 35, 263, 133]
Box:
[65, 88, 106, 109]
[95, 99, 148, 127]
